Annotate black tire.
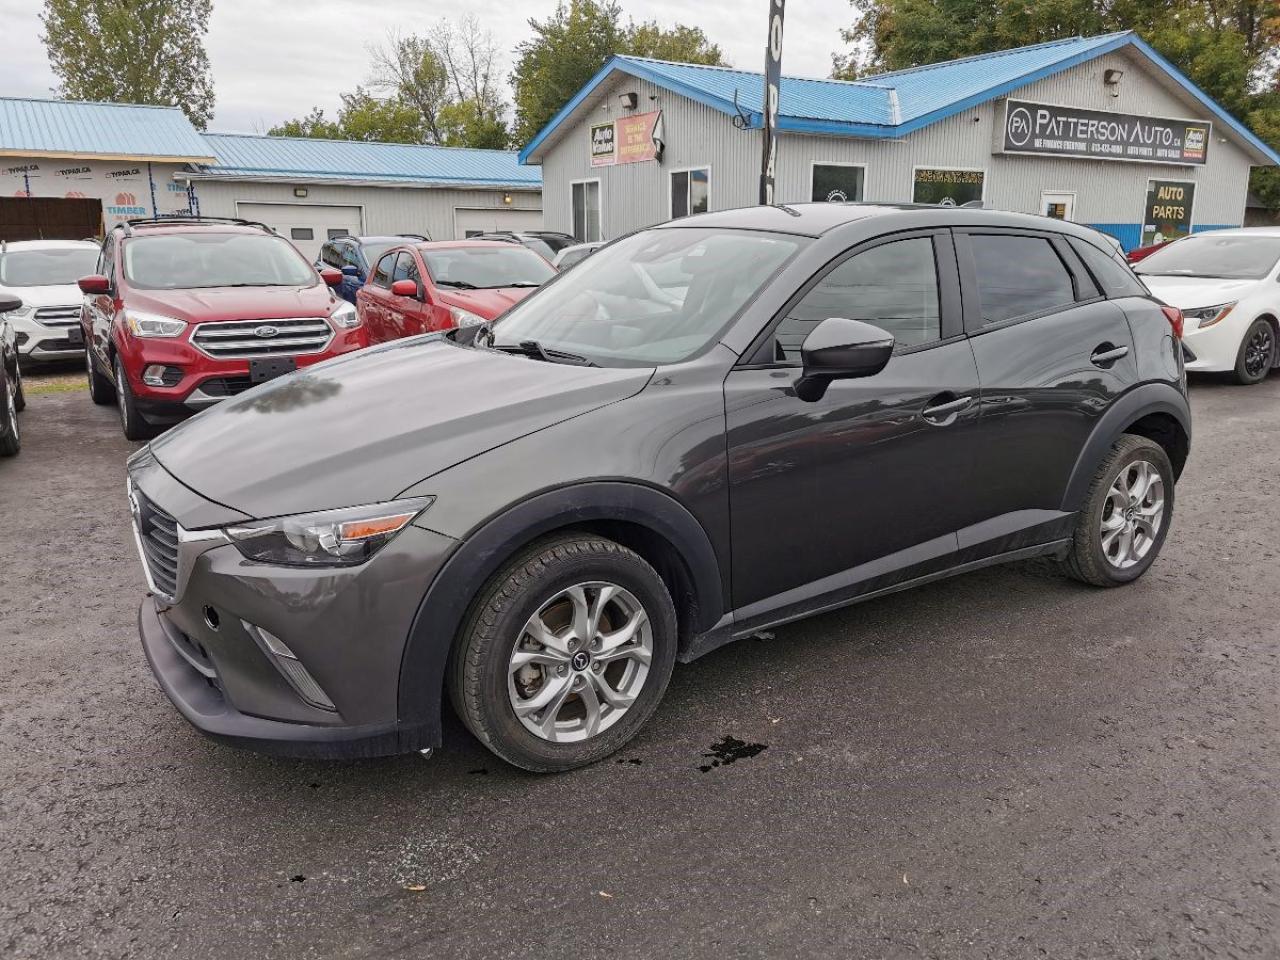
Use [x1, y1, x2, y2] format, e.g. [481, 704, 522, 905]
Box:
[86, 346, 115, 405]
[0, 365, 21, 457]
[449, 533, 678, 773]
[11, 361, 24, 413]
[1234, 318, 1276, 385]
[114, 354, 156, 441]
[1063, 434, 1174, 587]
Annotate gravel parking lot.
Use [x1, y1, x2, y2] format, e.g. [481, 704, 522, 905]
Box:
[3, 370, 1278, 959]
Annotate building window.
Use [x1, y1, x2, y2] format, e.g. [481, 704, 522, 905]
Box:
[571, 180, 601, 243]
[1143, 180, 1195, 245]
[671, 168, 709, 219]
[290, 227, 315, 241]
[912, 168, 985, 206]
[811, 163, 865, 203]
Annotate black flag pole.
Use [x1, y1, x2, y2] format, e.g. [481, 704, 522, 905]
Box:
[760, 0, 785, 205]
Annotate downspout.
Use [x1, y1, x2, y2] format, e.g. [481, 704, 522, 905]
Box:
[147, 162, 158, 217]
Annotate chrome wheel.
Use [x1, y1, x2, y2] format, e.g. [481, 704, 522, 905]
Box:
[5, 374, 17, 442]
[508, 581, 652, 743]
[1101, 459, 1164, 569]
[1243, 324, 1274, 379]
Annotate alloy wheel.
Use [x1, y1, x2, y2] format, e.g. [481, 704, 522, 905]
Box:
[1100, 459, 1164, 569]
[5, 374, 17, 442]
[507, 581, 653, 743]
[115, 357, 130, 432]
[1244, 325, 1275, 379]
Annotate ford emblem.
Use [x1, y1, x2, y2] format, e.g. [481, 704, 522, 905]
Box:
[255, 325, 280, 339]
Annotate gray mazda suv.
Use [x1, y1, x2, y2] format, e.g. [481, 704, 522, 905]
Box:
[128, 203, 1190, 771]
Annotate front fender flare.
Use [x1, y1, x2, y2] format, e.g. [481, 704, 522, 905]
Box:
[397, 481, 726, 730]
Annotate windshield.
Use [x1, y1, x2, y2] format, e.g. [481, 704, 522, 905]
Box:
[0, 247, 99, 287]
[489, 227, 806, 366]
[1135, 234, 1280, 280]
[123, 233, 318, 289]
[424, 246, 556, 289]
[521, 238, 557, 261]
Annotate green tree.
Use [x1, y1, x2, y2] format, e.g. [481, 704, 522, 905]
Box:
[512, 0, 726, 146]
[335, 89, 425, 143]
[40, 0, 216, 127]
[267, 107, 343, 140]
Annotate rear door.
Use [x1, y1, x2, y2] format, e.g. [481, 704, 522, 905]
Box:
[955, 228, 1139, 554]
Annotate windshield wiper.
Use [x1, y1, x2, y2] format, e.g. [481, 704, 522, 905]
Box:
[490, 339, 598, 366]
[435, 279, 479, 289]
[502, 281, 542, 288]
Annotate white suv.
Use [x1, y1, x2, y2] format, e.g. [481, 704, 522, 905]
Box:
[0, 239, 101, 363]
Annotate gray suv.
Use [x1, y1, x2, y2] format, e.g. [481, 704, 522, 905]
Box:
[129, 203, 1191, 771]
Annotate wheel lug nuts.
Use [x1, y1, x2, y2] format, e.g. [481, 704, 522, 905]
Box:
[592, 662, 602, 673]
[590, 638, 601, 649]
[557, 665, 567, 677]
[568, 640, 578, 651]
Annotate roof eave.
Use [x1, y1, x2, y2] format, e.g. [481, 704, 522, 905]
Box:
[0, 147, 215, 164]
[183, 170, 541, 190]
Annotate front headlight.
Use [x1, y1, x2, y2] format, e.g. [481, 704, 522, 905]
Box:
[2, 304, 34, 321]
[449, 306, 486, 328]
[1183, 302, 1235, 329]
[330, 300, 360, 329]
[225, 496, 435, 567]
[125, 309, 187, 338]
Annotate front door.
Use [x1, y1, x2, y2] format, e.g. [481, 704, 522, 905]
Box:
[1041, 191, 1076, 221]
[725, 230, 981, 629]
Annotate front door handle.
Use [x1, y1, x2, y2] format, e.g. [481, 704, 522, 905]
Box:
[921, 393, 973, 425]
[1090, 343, 1129, 367]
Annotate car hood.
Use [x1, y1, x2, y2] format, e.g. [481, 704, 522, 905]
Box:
[0, 282, 83, 308]
[1137, 275, 1260, 309]
[148, 336, 654, 521]
[437, 286, 538, 320]
[124, 283, 341, 322]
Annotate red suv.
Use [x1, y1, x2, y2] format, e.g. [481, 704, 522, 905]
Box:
[79, 218, 368, 440]
[357, 240, 555, 345]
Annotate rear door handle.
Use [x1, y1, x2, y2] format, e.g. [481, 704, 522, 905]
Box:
[921, 394, 973, 425]
[1090, 343, 1129, 367]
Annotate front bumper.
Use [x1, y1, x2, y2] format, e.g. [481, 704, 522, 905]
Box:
[12, 315, 83, 360]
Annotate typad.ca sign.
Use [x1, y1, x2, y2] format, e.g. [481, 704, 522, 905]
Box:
[1002, 99, 1210, 165]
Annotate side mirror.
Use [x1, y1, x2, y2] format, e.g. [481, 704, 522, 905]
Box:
[0, 292, 23, 313]
[319, 267, 343, 288]
[796, 317, 894, 402]
[390, 279, 419, 298]
[341, 265, 360, 277]
[78, 274, 111, 295]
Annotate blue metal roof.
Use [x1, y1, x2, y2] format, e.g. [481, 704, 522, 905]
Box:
[519, 32, 1280, 166]
[196, 133, 540, 188]
[0, 97, 213, 161]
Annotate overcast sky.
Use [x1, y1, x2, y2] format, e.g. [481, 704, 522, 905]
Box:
[0, 0, 856, 134]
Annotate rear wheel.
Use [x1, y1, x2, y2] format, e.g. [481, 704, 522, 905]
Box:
[1234, 318, 1275, 385]
[114, 354, 156, 441]
[0, 365, 21, 457]
[86, 347, 115, 405]
[449, 533, 678, 772]
[1063, 434, 1174, 586]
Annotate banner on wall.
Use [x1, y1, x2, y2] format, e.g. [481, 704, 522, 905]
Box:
[589, 111, 664, 167]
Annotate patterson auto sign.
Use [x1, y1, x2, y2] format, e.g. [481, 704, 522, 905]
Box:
[1002, 99, 1210, 165]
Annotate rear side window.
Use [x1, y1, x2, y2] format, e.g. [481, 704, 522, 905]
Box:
[1069, 238, 1148, 298]
[968, 234, 1075, 324]
[773, 236, 941, 360]
[372, 253, 395, 288]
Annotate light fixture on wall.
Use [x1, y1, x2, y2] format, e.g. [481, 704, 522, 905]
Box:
[619, 91, 638, 110]
[1103, 68, 1124, 97]
[293, 187, 308, 198]
[503, 192, 513, 205]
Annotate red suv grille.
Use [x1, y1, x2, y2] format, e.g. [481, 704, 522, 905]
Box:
[190, 318, 333, 359]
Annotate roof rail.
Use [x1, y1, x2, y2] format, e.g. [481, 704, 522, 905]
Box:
[114, 216, 274, 237]
[397, 233, 430, 241]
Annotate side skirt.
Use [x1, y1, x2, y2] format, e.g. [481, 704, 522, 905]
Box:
[678, 539, 1072, 663]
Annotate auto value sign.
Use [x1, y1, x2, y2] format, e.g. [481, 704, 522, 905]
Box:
[1002, 99, 1210, 165]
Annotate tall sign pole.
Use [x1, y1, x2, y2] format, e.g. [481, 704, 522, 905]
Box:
[759, 0, 785, 205]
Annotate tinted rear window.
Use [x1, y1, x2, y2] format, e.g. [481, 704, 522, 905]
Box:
[969, 235, 1075, 324]
[1069, 238, 1148, 298]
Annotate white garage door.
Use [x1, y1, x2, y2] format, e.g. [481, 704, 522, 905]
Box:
[236, 202, 363, 261]
[454, 207, 543, 239]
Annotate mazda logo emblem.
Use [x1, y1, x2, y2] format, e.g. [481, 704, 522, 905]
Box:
[254, 325, 280, 339]
[571, 651, 591, 671]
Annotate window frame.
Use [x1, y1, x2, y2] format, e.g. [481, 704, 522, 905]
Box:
[738, 227, 964, 368]
[371, 251, 396, 289]
[808, 160, 868, 204]
[570, 177, 602, 243]
[669, 166, 711, 221]
[954, 227, 1097, 335]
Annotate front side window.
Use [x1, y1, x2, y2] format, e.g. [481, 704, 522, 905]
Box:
[122, 233, 318, 290]
[489, 227, 805, 367]
[1134, 234, 1280, 281]
[391, 252, 416, 285]
[772, 237, 941, 362]
[0, 246, 100, 287]
[423, 246, 555, 290]
[811, 164, 865, 203]
[968, 234, 1075, 324]
[571, 181, 601, 243]
[372, 253, 395, 288]
[671, 168, 709, 219]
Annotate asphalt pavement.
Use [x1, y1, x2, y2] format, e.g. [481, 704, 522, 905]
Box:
[2, 372, 1277, 959]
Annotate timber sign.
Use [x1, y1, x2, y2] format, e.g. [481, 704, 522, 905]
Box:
[1002, 99, 1210, 165]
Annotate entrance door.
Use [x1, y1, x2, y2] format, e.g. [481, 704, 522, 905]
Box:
[236, 202, 362, 261]
[1040, 191, 1076, 221]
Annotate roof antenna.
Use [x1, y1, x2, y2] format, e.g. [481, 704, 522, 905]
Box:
[731, 89, 752, 130]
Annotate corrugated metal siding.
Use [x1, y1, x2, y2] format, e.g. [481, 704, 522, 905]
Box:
[192, 179, 542, 240]
[0, 98, 212, 161]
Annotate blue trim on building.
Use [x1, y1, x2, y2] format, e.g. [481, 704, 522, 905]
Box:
[1087, 222, 1239, 251]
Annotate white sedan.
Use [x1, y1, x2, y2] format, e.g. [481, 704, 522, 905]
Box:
[1135, 228, 1280, 385]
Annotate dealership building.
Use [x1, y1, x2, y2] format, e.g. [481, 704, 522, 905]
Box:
[519, 31, 1279, 250]
[0, 98, 542, 259]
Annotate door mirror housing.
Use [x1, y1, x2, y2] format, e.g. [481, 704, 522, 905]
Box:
[319, 267, 343, 288]
[78, 274, 111, 295]
[0, 292, 23, 313]
[390, 279, 419, 299]
[341, 265, 361, 277]
[797, 317, 895, 401]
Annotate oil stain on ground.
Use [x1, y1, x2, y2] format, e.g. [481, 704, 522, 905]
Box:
[699, 736, 767, 772]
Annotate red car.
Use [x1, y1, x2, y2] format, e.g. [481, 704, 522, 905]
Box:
[79, 217, 367, 440]
[357, 240, 555, 344]
[1126, 240, 1170, 264]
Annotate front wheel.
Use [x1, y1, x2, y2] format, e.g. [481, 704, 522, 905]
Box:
[11, 361, 24, 413]
[1234, 318, 1276, 385]
[86, 346, 115, 406]
[0, 365, 21, 457]
[114, 355, 156, 441]
[1063, 434, 1174, 586]
[449, 534, 678, 772]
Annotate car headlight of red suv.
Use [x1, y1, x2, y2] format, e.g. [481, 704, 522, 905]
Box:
[329, 301, 360, 329]
[125, 309, 187, 338]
